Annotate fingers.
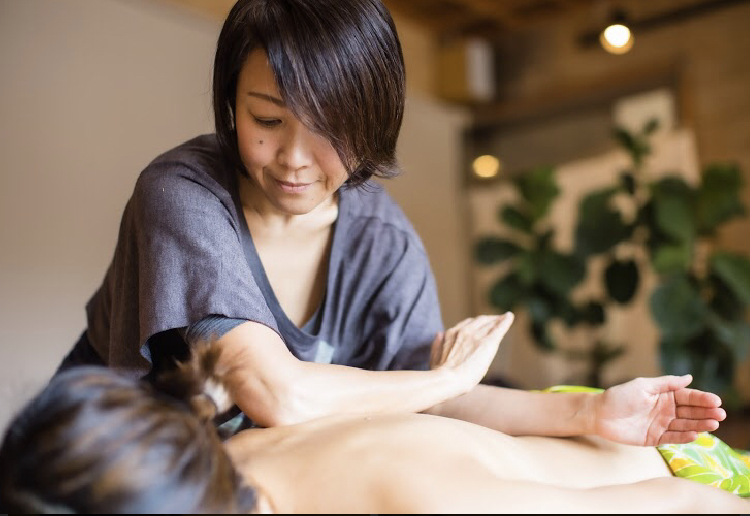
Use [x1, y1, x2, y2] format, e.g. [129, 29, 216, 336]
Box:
[658, 430, 698, 446]
[444, 313, 513, 340]
[674, 387, 723, 408]
[648, 374, 693, 394]
[668, 418, 720, 433]
[448, 315, 495, 333]
[456, 314, 503, 335]
[433, 313, 515, 373]
[485, 312, 515, 341]
[429, 331, 444, 368]
[675, 405, 726, 422]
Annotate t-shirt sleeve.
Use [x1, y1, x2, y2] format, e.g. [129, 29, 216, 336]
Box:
[129, 163, 278, 354]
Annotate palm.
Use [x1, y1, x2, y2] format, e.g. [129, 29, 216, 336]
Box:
[594, 375, 726, 446]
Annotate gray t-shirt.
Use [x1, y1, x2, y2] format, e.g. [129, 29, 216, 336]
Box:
[85, 134, 443, 378]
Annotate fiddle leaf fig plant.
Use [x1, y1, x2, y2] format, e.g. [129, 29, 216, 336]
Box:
[474, 166, 584, 351]
[474, 167, 622, 386]
[475, 119, 750, 397]
[577, 120, 750, 400]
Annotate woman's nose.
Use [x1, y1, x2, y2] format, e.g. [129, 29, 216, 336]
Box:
[277, 124, 314, 171]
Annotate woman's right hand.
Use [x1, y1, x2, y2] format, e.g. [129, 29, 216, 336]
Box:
[429, 313, 515, 393]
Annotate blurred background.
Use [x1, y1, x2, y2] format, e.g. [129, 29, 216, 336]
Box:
[1, 0, 749, 447]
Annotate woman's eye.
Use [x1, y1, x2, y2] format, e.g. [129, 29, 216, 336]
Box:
[253, 117, 281, 128]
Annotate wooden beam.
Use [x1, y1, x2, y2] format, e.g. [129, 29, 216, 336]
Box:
[452, 0, 520, 28]
[471, 59, 683, 130]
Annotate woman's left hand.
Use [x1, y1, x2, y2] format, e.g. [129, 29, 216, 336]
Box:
[592, 374, 727, 446]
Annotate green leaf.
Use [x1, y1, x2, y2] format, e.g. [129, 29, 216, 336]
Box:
[526, 295, 553, 324]
[710, 251, 750, 306]
[706, 313, 750, 361]
[514, 166, 560, 221]
[659, 335, 694, 377]
[604, 259, 639, 303]
[554, 296, 583, 327]
[653, 193, 694, 245]
[652, 244, 691, 275]
[685, 332, 735, 394]
[707, 273, 745, 320]
[649, 275, 707, 341]
[537, 251, 586, 297]
[636, 199, 655, 228]
[619, 170, 636, 195]
[500, 205, 533, 233]
[660, 327, 738, 396]
[535, 229, 554, 251]
[574, 212, 631, 257]
[613, 126, 638, 155]
[574, 187, 632, 256]
[489, 273, 526, 312]
[613, 126, 651, 167]
[474, 237, 524, 264]
[695, 163, 746, 234]
[516, 252, 536, 286]
[642, 117, 660, 135]
[579, 187, 619, 219]
[530, 321, 556, 351]
[651, 176, 693, 198]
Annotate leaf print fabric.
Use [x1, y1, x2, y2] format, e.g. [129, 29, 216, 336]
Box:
[540, 385, 750, 497]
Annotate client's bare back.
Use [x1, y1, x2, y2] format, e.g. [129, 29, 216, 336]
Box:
[226, 412, 747, 513]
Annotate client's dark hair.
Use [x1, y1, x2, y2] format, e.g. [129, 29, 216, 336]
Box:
[0, 344, 255, 514]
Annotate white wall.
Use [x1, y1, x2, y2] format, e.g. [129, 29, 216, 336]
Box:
[0, 0, 471, 432]
[0, 0, 220, 430]
[384, 95, 470, 329]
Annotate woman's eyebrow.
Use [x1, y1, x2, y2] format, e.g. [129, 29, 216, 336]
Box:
[247, 91, 285, 106]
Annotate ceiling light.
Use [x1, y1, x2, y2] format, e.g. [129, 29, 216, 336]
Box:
[472, 155, 501, 179]
[600, 9, 633, 54]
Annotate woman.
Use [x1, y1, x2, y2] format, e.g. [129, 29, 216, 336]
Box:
[54, 0, 725, 443]
[57, 0, 508, 429]
[4, 344, 747, 514]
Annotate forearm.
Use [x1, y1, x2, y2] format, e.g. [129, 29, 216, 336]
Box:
[280, 361, 464, 424]
[425, 383, 598, 437]
[214, 322, 469, 427]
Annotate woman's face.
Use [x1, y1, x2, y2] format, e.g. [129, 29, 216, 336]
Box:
[234, 49, 349, 216]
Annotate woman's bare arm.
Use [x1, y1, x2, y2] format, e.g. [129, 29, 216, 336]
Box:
[424, 383, 598, 436]
[426, 375, 726, 445]
[214, 314, 514, 427]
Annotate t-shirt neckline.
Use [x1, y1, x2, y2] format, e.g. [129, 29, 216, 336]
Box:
[230, 175, 349, 344]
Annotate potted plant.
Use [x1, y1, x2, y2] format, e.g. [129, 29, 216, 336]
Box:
[475, 120, 750, 400]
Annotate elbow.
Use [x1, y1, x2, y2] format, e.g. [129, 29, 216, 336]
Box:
[257, 400, 304, 428]
[247, 377, 322, 428]
[261, 408, 307, 428]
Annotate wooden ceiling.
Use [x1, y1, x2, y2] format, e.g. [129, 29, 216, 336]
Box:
[383, 0, 597, 39]
[163, 0, 597, 36]
[163, 0, 731, 41]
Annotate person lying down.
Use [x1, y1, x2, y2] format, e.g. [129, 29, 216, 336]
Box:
[0, 344, 747, 514]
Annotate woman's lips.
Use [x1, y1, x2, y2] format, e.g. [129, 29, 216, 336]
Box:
[275, 178, 313, 194]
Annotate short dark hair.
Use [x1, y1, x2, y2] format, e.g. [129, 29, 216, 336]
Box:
[0, 365, 255, 514]
[213, 0, 406, 186]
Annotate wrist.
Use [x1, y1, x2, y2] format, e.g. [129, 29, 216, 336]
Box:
[580, 391, 601, 436]
[433, 365, 473, 398]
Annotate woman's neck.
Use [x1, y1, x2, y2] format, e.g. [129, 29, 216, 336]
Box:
[237, 173, 339, 234]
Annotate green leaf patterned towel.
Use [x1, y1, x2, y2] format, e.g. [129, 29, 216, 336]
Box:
[540, 385, 750, 497]
[658, 433, 750, 497]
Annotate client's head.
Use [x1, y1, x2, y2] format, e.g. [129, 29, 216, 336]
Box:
[0, 344, 256, 513]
